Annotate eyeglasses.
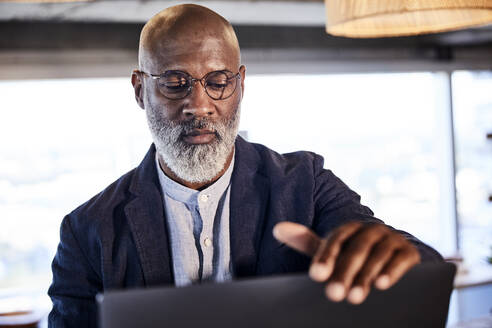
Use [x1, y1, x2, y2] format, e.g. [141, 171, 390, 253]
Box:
[138, 69, 241, 100]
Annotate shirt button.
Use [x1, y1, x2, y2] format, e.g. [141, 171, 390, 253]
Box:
[200, 194, 209, 203]
[204, 238, 212, 247]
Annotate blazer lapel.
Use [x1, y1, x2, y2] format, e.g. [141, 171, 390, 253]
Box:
[230, 137, 270, 277]
[125, 145, 174, 286]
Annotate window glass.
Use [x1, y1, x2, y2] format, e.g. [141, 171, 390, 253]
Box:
[0, 78, 151, 294]
[0, 72, 458, 298]
[241, 72, 456, 256]
[452, 71, 492, 264]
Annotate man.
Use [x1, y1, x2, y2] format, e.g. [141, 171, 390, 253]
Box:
[48, 4, 442, 327]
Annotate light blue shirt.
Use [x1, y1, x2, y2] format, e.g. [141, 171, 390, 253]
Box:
[155, 153, 234, 287]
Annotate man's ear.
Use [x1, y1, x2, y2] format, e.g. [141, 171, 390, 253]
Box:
[239, 65, 246, 99]
[131, 70, 145, 109]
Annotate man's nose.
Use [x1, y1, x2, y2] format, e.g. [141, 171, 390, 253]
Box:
[182, 82, 216, 119]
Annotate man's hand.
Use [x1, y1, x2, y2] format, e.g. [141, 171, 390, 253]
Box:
[273, 221, 420, 304]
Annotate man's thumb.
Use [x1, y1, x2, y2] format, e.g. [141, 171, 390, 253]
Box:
[273, 221, 320, 257]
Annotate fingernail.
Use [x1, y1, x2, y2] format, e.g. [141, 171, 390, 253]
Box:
[309, 263, 330, 281]
[272, 225, 282, 240]
[326, 282, 345, 302]
[375, 275, 390, 289]
[347, 287, 364, 304]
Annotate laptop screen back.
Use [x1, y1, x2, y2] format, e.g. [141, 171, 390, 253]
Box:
[98, 262, 456, 328]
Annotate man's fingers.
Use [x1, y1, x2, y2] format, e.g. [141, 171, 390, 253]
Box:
[323, 224, 390, 302]
[374, 246, 420, 290]
[273, 222, 320, 257]
[309, 239, 332, 281]
[310, 222, 363, 283]
[345, 236, 398, 304]
[275, 221, 422, 305]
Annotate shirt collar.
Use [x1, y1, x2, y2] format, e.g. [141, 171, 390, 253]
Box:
[155, 149, 235, 206]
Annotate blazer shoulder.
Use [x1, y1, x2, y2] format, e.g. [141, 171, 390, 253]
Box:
[67, 168, 137, 231]
[247, 140, 324, 178]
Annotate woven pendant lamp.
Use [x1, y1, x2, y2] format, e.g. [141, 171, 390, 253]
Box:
[325, 0, 492, 38]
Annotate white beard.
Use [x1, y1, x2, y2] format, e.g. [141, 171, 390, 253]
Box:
[146, 104, 240, 184]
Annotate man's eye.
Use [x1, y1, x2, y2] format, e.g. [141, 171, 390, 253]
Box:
[162, 80, 188, 91]
[206, 81, 227, 90]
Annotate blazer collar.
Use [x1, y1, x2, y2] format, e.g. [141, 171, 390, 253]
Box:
[230, 136, 270, 277]
[125, 144, 174, 286]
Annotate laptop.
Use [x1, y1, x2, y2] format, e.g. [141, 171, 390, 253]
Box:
[98, 262, 456, 328]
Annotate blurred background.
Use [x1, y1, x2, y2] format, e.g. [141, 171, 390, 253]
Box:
[0, 0, 491, 326]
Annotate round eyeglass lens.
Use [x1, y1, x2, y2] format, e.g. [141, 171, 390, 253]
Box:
[204, 71, 237, 100]
[158, 71, 191, 99]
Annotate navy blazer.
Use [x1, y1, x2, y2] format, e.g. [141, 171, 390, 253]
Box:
[48, 137, 442, 327]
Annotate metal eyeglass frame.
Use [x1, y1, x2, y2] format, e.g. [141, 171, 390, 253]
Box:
[137, 69, 241, 100]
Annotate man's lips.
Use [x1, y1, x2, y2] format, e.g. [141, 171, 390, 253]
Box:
[182, 129, 216, 144]
[185, 129, 215, 137]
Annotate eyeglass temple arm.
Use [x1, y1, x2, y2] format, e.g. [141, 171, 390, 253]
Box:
[135, 70, 160, 80]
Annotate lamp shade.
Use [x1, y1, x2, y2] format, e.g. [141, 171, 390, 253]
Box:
[325, 0, 492, 38]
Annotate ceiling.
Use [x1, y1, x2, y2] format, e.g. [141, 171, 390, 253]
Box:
[2, 0, 492, 46]
[1, 0, 492, 78]
[1, 0, 327, 25]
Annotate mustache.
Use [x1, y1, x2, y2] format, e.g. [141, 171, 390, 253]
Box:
[181, 118, 214, 132]
[176, 118, 224, 140]
[177, 118, 225, 136]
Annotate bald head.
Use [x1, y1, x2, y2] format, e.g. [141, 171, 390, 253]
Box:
[138, 4, 241, 72]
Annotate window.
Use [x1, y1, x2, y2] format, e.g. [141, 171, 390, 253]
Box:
[241, 72, 457, 256]
[1, 71, 489, 301]
[452, 71, 492, 264]
[0, 78, 150, 297]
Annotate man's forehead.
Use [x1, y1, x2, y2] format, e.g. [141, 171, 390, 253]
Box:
[149, 54, 233, 74]
[142, 35, 239, 73]
[153, 35, 227, 55]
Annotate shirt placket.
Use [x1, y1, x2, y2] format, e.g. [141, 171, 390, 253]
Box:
[198, 192, 215, 280]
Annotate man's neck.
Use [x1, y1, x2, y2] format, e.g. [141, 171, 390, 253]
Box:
[157, 150, 234, 190]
